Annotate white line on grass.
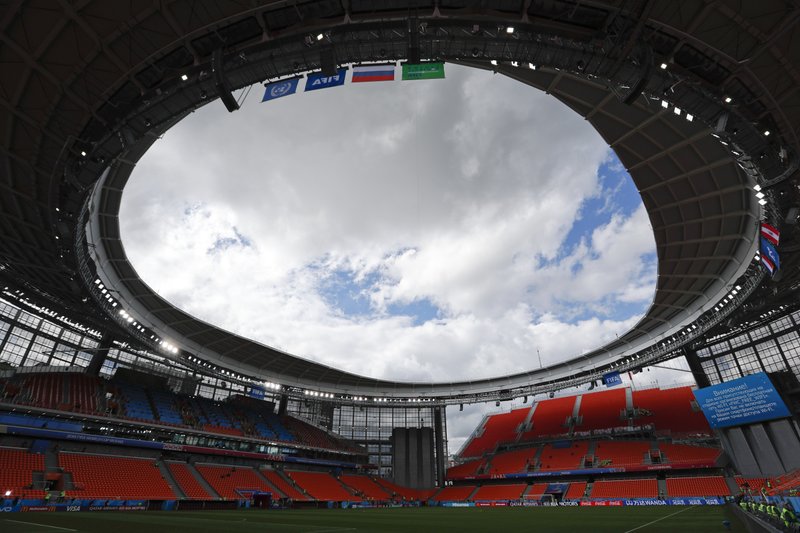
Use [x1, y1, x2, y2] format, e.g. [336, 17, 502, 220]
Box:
[3, 519, 78, 532]
[307, 528, 357, 533]
[623, 506, 695, 533]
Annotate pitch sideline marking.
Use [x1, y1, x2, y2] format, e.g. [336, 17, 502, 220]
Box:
[623, 505, 695, 533]
[3, 519, 78, 532]
[307, 528, 357, 533]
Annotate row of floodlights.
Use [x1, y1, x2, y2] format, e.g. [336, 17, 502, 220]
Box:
[185, 354, 257, 384]
[713, 285, 743, 313]
[660, 99, 694, 122]
[753, 184, 768, 207]
[1, 288, 101, 338]
[97, 278, 182, 355]
[93, 279, 118, 308]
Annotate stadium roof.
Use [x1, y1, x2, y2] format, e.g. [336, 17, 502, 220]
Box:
[1, 1, 799, 402]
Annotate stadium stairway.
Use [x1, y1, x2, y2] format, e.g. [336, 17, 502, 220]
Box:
[657, 478, 667, 498]
[253, 469, 287, 498]
[275, 469, 312, 500]
[724, 476, 740, 496]
[186, 463, 220, 499]
[156, 459, 185, 498]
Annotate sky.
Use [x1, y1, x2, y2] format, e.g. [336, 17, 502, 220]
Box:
[119, 63, 696, 454]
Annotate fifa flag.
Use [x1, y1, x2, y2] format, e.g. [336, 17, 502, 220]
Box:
[262, 78, 300, 102]
[305, 69, 347, 92]
[352, 64, 395, 83]
[402, 62, 445, 81]
[760, 237, 780, 276]
[761, 222, 780, 246]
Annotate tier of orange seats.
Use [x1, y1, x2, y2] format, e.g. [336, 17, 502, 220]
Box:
[61, 453, 175, 499]
[537, 441, 589, 471]
[564, 482, 587, 500]
[339, 475, 393, 500]
[576, 389, 626, 430]
[665, 476, 730, 497]
[486, 447, 537, 475]
[632, 387, 711, 435]
[432, 485, 476, 501]
[260, 469, 309, 500]
[373, 477, 434, 501]
[524, 482, 549, 499]
[735, 476, 768, 492]
[286, 471, 359, 501]
[193, 464, 271, 500]
[471, 483, 526, 501]
[446, 458, 485, 479]
[461, 408, 529, 457]
[659, 443, 720, 465]
[522, 396, 575, 439]
[591, 479, 658, 499]
[166, 462, 213, 499]
[0, 447, 44, 499]
[593, 441, 650, 467]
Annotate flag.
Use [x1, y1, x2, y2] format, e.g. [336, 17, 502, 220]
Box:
[761, 222, 780, 246]
[305, 68, 347, 92]
[262, 78, 300, 102]
[402, 62, 445, 80]
[352, 64, 395, 83]
[761, 237, 780, 276]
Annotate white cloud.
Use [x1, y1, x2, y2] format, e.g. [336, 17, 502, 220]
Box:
[120, 64, 660, 389]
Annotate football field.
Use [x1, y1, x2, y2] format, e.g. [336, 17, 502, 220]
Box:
[1, 505, 746, 532]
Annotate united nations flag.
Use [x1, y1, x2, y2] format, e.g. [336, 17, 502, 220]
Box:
[262, 77, 301, 102]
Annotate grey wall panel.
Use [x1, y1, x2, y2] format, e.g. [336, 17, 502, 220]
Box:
[766, 419, 800, 471]
[721, 427, 761, 476]
[745, 424, 784, 476]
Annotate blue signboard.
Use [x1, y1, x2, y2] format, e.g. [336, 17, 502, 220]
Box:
[602, 371, 622, 387]
[249, 386, 265, 400]
[693, 372, 791, 428]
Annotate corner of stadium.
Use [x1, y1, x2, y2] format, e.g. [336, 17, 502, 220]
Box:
[1, 1, 799, 531]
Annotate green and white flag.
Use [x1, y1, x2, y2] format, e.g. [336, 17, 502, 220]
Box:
[402, 62, 445, 80]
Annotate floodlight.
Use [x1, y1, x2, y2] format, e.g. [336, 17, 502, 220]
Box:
[660, 62, 668, 70]
[756, 192, 765, 199]
[764, 130, 770, 136]
[180, 74, 188, 81]
[528, 63, 536, 70]
[686, 114, 694, 122]
[753, 184, 761, 191]
[724, 96, 732, 103]
[673, 107, 681, 115]
[316, 33, 324, 41]
[758, 198, 767, 205]
[661, 99, 669, 108]
[490, 60, 498, 66]
[506, 26, 514, 33]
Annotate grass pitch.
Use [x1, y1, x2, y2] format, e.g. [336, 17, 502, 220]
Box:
[2, 505, 745, 533]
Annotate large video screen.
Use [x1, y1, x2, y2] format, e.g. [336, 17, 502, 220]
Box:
[693, 372, 791, 429]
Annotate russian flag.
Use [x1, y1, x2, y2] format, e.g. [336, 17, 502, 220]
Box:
[761, 222, 780, 246]
[352, 64, 395, 83]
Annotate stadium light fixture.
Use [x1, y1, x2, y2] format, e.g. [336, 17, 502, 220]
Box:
[180, 74, 188, 81]
[764, 130, 770, 136]
[756, 191, 765, 199]
[511, 61, 518, 67]
[316, 33, 324, 41]
[758, 198, 768, 205]
[673, 107, 681, 115]
[528, 63, 537, 70]
[724, 96, 732, 103]
[660, 62, 668, 70]
[490, 60, 498, 66]
[661, 99, 669, 109]
[506, 26, 515, 34]
[753, 184, 762, 192]
[686, 114, 694, 122]
[80, 151, 86, 157]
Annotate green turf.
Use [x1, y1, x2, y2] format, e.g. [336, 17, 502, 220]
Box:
[1, 505, 746, 533]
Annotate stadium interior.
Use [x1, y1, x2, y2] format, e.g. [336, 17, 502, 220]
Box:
[1, 0, 800, 530]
